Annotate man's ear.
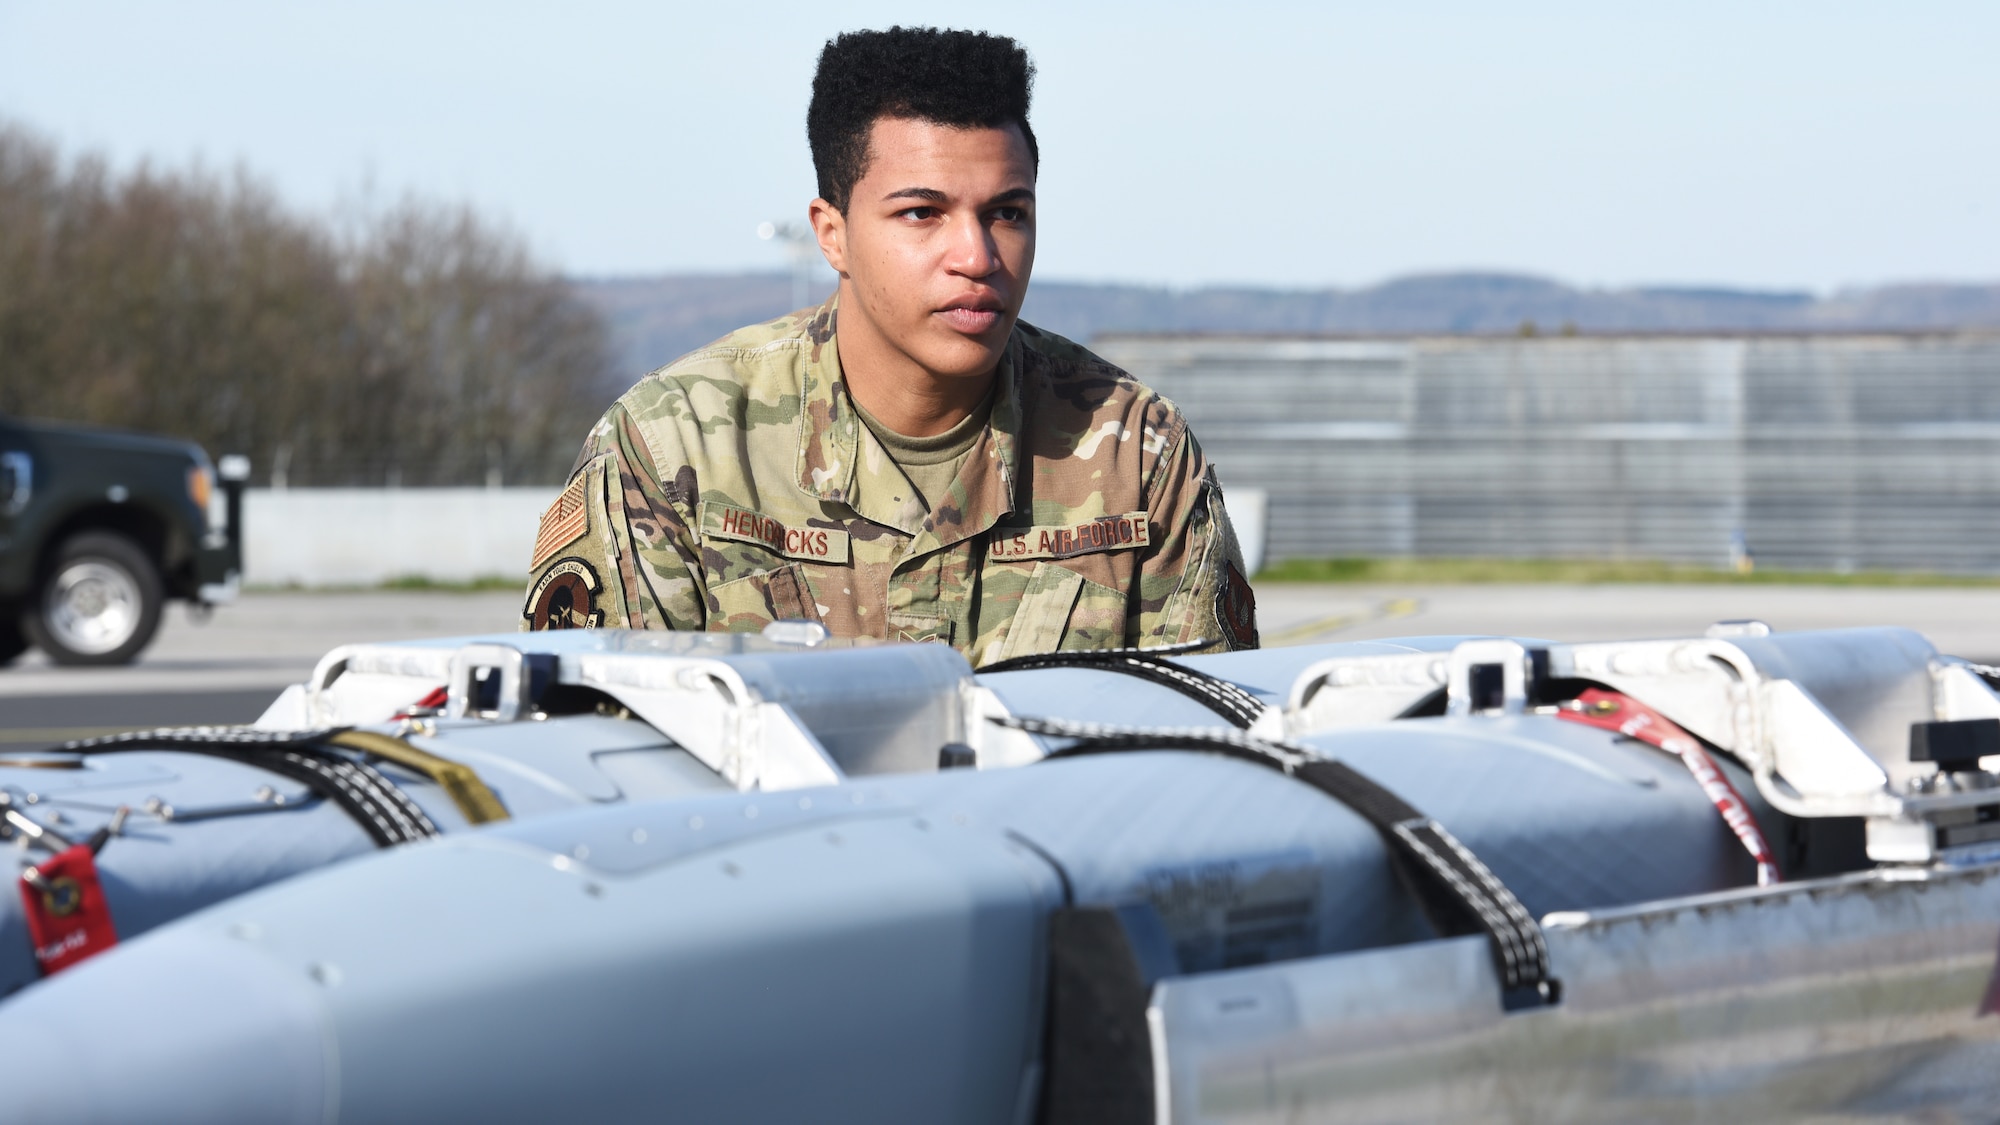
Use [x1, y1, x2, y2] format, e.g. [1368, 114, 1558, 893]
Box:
[808, 198, 848, 275]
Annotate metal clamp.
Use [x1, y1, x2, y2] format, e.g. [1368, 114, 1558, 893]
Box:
[447, 644, 534, 722]
[1446, 640, 1533, 717]
[0, 791, 74, 854]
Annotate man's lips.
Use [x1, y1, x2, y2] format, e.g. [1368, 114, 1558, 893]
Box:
[935, 297, 1006, 335]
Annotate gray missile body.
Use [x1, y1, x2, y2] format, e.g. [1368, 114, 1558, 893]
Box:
[9, 625, 2000, 1120]
[0, 631, 1461, 994]
[3, 711, 1768, 1122]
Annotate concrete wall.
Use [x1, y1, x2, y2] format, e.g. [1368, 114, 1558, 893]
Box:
[244, 488, 557, 587]
[242, 486, 1268, 587]
[1099, 333, 2000, 573]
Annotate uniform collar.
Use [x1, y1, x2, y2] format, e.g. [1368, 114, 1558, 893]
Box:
[795, 294, 1023, 548]
[794, 295, 858, 506]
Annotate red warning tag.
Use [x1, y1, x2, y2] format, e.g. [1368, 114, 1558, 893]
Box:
[393, 684, 450, 720]
[19, 845, 119, 976]
[1558, 688, 1782, 887]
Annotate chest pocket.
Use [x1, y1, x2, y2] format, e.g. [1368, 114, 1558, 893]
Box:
[991, 560, 1127, 661]
[697, 502, 844, 632]
[706, 564, 823, 633]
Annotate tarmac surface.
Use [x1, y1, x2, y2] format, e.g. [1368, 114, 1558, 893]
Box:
[4, 583, 2000, 749]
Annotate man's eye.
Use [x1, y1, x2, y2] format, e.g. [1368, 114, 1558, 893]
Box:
[993, 206, 1030, 224]
[898, 206, 938, 221]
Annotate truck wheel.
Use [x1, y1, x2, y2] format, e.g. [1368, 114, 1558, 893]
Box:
[25, 532, 165, 666]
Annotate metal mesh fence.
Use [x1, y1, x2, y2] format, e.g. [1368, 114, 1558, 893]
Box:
[1097, 333, 2000, 573]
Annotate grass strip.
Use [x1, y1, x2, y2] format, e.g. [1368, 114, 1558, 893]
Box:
[245, 574, 525, 594]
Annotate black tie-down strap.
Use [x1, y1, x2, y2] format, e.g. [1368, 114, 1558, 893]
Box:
[55, 726, 440, 848]
[998, 715, 1552, 997]
[977, 640, 1266, 730]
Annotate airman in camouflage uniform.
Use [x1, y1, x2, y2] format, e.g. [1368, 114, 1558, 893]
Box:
[525, 27, 1256, 662]
[523, 298, 1257, 664]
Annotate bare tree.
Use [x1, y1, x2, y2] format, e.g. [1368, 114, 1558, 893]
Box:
[0, 120, 609, 486]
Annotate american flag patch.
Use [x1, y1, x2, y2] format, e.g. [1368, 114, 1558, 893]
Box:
[531, 476, 590, 569]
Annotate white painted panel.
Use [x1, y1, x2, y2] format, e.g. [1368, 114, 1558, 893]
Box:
[245, 486, 1272, 586]
[243, 488, 559, 587]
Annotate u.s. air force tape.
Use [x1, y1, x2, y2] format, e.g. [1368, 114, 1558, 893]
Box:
[700, 502, 851, 563]
[988, 512, 1151, 562]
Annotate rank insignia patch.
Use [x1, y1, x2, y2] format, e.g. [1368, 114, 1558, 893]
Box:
[531, 475, 591, 571]
[1218, 560, 1259, 649]
[525, 556, 605, 630]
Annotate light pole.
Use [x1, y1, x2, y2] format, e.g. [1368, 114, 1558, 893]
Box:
[757, 221, 816, 312]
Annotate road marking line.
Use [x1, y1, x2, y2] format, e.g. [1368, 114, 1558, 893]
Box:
[1264, 597, 1425, 646]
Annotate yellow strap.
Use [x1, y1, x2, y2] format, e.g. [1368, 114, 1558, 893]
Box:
[327, 730, 510, 826]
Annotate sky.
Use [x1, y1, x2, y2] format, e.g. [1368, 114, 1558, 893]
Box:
[2, 0, 1995, 293]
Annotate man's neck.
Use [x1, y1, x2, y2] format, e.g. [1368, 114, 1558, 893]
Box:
[835, 287, 1001, 438]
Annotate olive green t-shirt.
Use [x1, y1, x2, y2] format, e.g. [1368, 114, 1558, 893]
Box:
[852, 385, 995, 513]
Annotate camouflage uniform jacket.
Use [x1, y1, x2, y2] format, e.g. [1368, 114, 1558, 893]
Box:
[523, 298, 1258, 664]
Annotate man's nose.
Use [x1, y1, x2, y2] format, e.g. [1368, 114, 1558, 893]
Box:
[944, 216, 1000, 278]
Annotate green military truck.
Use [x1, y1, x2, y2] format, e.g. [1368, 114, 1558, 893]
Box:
[0, 414, 245, 666]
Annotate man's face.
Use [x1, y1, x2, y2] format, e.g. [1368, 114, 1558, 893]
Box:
[812, 117, 1037, 384]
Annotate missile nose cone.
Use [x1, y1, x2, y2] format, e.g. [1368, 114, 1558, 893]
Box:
[0, 925, 333, 1124]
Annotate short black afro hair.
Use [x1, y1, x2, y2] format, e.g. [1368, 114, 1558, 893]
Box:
[808, 27, 1037, 212]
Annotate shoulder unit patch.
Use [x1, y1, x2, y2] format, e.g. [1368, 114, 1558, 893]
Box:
[1218, 560, 1259, 649]
[524, 556, 604, 630]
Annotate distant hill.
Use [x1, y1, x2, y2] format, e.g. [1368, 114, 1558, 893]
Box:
[573, 272, 2000, 387]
